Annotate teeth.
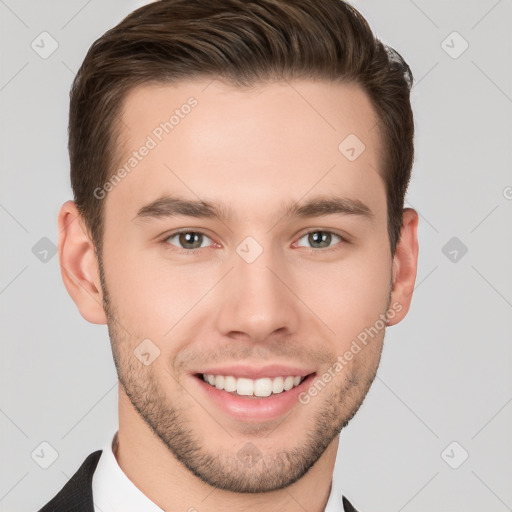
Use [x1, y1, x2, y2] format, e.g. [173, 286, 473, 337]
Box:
[272, 376, 284, 394]
[202, 373, 306, 397]
[224, 375, 237, 392]
[237, 377, 255, 396]
[214, 375, 224, 390]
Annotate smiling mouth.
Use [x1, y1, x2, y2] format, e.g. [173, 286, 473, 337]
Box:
[194, 372, 314, 398]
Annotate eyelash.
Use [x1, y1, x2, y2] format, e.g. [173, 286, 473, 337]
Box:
[161, 229, 348, 256]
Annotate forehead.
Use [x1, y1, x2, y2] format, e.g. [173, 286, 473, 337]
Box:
[105, 78, 385, 226]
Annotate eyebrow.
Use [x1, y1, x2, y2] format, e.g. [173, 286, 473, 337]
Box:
[133, 193, 374, 224]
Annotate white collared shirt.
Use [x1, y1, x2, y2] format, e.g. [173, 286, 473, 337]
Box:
[92, 429, 345, 511]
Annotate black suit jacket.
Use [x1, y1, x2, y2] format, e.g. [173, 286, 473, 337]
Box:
[37, 451, 360, 512]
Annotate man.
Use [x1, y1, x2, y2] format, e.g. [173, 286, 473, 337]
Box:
[38, 0, 418, 510]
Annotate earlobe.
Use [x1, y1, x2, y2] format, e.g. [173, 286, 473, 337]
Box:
[387, 208, 419, 326]
[57, 200, 108, 325]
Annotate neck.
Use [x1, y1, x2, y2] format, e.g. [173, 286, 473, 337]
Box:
[115, 394, 339, 512]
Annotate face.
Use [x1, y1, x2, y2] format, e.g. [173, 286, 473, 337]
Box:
[97, 79, 395, 492]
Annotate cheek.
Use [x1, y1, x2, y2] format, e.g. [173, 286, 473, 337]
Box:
[295, 245, 392, 342]
[102, 243, 217, 337]
[101, 242, 160, 332]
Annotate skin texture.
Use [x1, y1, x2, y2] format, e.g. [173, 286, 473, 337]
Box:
[58, 79, 418, 512]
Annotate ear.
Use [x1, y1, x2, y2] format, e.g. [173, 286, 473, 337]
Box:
[57, 200, 107, 324]
[387, 208, 419, 326]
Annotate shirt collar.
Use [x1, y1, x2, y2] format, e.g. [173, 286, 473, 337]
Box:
[92, 430, 164, 511]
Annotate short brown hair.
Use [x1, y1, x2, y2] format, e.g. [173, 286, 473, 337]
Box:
[69, 0, 414, 257]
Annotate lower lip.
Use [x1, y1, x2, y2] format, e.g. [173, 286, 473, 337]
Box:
[192, 373, 317, 422]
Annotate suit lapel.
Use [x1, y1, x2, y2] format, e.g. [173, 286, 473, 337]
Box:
[38, 450, 102, 512]
[342, 494, 360, 512]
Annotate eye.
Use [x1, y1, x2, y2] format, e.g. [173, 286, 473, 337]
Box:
[164, 230, 213, 252]
[161, 228, 347, 255]
[295, 230, 345, 251]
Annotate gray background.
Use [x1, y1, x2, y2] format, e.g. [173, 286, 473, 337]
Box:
[1, 0, 511, 511]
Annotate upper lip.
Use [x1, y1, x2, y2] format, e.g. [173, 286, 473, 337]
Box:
[194, 364, 315, 379]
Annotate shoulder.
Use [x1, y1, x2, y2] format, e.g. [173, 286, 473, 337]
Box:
[37, 450, 102, 512]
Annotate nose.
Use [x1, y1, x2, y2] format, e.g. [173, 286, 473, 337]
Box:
[215, 243, 301, 343]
